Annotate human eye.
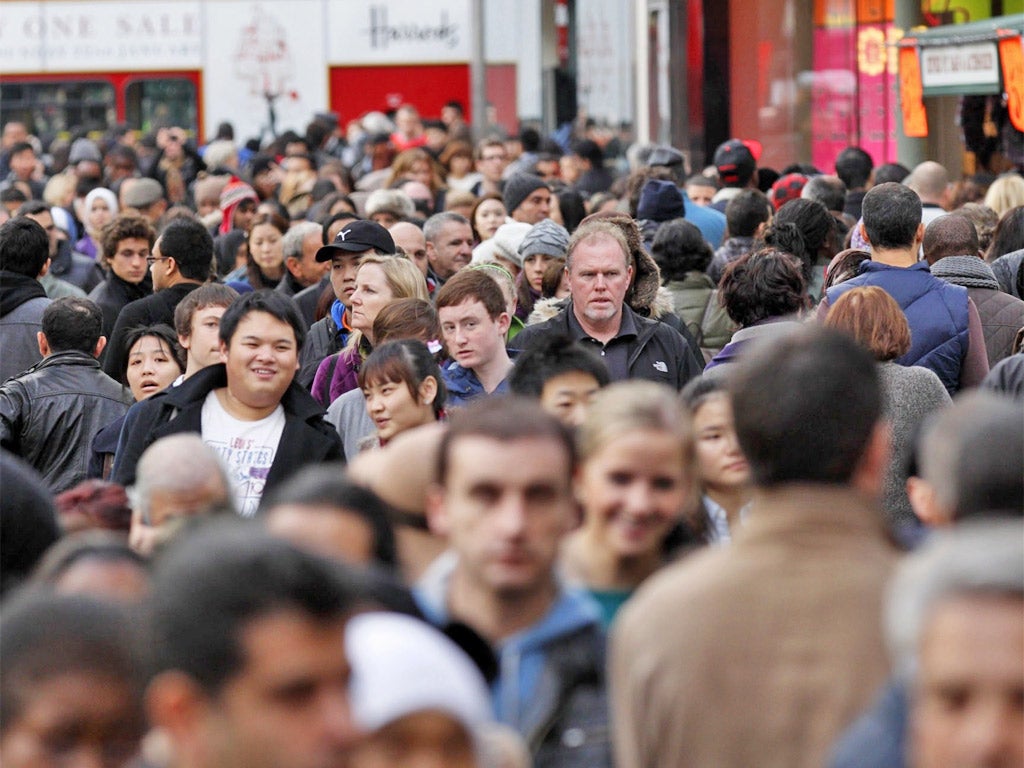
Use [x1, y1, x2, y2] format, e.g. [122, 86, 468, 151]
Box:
[525, 484, 559, 504]
[608, 471, 632, 486]
[470, 484, 501, 505]
[651, 475, 679, 491]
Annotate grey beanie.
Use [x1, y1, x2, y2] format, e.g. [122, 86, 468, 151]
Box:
[503, 172, 547, 215]
[519, 218, 570, 260]
[490, 222, 533, 269]
[69, 138, 102, 165]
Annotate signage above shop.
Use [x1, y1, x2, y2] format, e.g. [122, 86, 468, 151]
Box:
[920, 42, 1001, 93]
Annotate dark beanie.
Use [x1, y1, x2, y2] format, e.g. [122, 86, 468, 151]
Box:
[503, 173, 547, 215]
[637, 179, 685, 223]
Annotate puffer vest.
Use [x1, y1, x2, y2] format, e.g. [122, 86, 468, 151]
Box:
[827, 261, 968, 394]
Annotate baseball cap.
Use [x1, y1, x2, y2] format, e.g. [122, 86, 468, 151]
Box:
[713, 139, 762, 186]
[315, 220, 396, 261]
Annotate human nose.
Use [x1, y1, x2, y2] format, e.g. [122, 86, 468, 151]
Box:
[320, 687, 360, 751]
[624, 481, 654, 516]
[494, 494, 527, 537]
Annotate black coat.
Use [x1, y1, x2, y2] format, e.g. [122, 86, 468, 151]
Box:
[103, 282, 200, 378]
[111, 364, 343, 503]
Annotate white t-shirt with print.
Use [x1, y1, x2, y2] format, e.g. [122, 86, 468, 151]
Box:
[201, 391, 285, 517]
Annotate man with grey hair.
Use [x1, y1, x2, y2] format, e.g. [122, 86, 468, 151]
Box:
[423, 211, 473, 296]
[512, 219, 702, 387]
[892, 521, 1022, 768]
[906, 391, 1023, 527]
[129, 433, 234, 556]
[276, 220, 327, 298]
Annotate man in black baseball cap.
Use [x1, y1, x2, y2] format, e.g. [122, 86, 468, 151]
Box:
[297, 220, 397, 388]
[710, 138, 762, 213]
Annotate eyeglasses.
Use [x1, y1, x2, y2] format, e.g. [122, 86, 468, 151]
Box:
[146, 256, 171, 266]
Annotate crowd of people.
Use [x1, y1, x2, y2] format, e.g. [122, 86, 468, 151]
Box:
[1, 105, 1022, 768]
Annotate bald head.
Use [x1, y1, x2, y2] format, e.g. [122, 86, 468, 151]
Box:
[134, 434, 232, 524]
[389, 221, 428, 276]
[905, 161, 949, 205]
[923, 212, 980, 265]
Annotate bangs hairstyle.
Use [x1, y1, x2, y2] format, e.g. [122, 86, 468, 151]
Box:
[577, 381, 694, 468]
[357, 339, 446, 419]
[173, 283, 239, 338]
[121, 323, 185, 384]
[434, 268, 507, 320]
[824, 285, 912, 361]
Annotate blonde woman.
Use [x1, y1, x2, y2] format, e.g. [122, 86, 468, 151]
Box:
[311, 255, 428, 406]
[561, 381, 698, 626]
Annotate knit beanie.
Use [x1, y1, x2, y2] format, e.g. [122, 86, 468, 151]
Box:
[219, 176, 258, 235]
[490, 222, 533, 269]
[637, 179, 684, 223]
[503, 173, 547, 216]
[519, 218, 570, 260]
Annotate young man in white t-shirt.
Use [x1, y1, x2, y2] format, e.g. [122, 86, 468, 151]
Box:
[113, 291, 343, 515]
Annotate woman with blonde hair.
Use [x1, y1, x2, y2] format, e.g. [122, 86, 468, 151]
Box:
[824, 285, 950, 534]
[561, 381, 698, 626]
[981, 172, 1024, 218]
[311, 255, 428, 406]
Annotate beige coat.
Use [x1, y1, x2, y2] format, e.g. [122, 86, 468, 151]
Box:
[611, 484, 898, 768]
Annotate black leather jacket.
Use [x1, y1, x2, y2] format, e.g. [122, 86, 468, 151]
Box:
[0, 351, 131, 492]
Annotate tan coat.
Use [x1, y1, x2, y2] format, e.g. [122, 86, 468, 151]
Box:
[611, 484, 898, 768]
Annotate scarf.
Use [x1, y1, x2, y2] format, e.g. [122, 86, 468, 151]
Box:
[0, 271, 47, 316]
[930, 255, 1001, 290]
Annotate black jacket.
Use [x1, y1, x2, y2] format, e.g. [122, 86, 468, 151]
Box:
[103, 282, 201, 378]
[512, 302, 703, 389]
[0, 351, 131, 493]
[50, 239, 104, 294]
[111, 364, 343, 499]
[88, 272, 152, 341]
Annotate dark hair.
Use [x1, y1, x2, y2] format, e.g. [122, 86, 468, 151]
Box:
[173, 283, 239, 339]
[41, 297, 103, 354]
[801, 175, 847, 213]
[824, 285, 912, 361]
[719, 248, 807, 327]
[957, 202, 999, 253]
[435, 268, 506, 320]
[372, 298, 440, 346]
[540, 258, 567, 298]
[218, 289, 306, 352]
[262, 468, 398, 569]
[651, 218, 714, 280]
[245, 212, 289, 290]
[1, 590, 144, 733]
[861, 183, 922, 249]
[873, 162, 910, 186]
[469, 193, 505, 241]
[509, 334, 610, 397]
[824, 248, 870, 291]
[437, 396, 576, 484]
[985, 206, 1024, 262]
[0, 217, 49, 277]
[99, 213, 155, 263]
[147, 522, 362, 693]
[761, 198, 836, 281]
[121, 324, 185, 384]
[157, 217, 214, 280]
[725, 189, 773, 238]
[8, 141, 35, 159]
[680, 374, 730, 413]
[357, 339, 446, 420]
[834, 146, 874, 189]
[16, 199, 51, 218]
[32, 531, 147, 584]
[572, 139, 604, 168]
[731, 325, 882, 485]
[556, 187, 587, 233]
[923, 212, 981, 265]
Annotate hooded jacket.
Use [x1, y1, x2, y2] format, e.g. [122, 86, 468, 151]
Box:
[0, 350, 131, 492]
[415, 553, 612, 768]
[111, 363, 342, 492]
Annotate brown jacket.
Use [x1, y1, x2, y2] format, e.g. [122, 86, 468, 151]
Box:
[610, 484, 898, 768]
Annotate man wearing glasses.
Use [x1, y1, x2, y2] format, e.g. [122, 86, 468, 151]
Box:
[103, 217, 214, 378]
[471, 139, 509, 197]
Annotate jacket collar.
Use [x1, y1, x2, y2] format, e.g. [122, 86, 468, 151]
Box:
[163, 363, 326, 421]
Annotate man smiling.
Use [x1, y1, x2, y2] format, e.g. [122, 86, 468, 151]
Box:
[113, 291, 342, 515]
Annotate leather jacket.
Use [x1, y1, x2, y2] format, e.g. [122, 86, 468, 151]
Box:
[0, 350, 131, 492]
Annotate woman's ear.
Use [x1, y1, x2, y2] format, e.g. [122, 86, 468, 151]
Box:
[419, 375, 438, 405]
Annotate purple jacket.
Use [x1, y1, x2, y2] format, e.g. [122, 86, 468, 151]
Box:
[311, 347, 362, 407]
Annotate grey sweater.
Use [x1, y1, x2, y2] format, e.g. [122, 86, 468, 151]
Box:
[878, 361, 951, 530]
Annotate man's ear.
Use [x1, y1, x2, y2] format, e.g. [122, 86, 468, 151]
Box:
[38, 257, 51, 279]
[859, 221, 871, 245]
[424, 483, 450, 537]
[218, 339, 229, 364]
[37, 331, 50, 357]
[496, 311, 511, 336]
[145, 671, 212, 757]
[906, 476, 950, 527]
[93, 335, 107, 359]
[285, 256, 302, 279]
[178, 334, 192, 352]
